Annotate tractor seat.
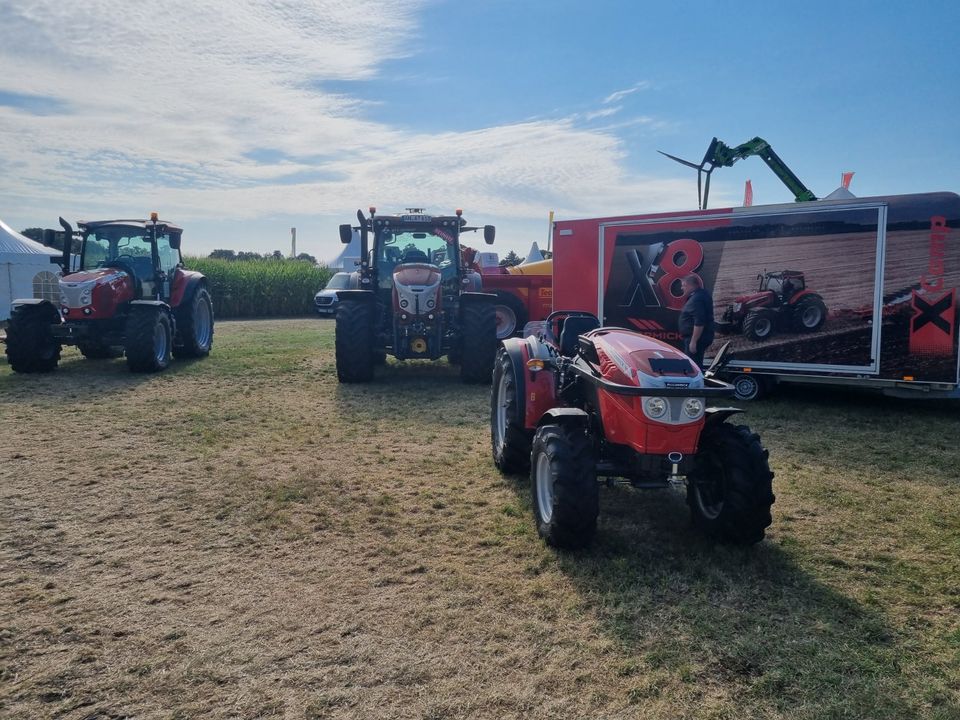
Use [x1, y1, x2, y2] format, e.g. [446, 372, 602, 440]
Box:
[401, 249, 430, 264]
[559, 316, 600, 356]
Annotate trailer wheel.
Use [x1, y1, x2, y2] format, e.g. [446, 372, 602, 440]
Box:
[78, 342, 123, 359]
[335, 300, 375, 383]
[730, 373, 768, 402]
[5, 304, 61, 373]
[173, 287, 214, 358]
[459, 303, 496, 384]
[531, 423, 599, 549]
[491, 347, 532, 473]
[125, 307, 172, 373]
[742, 309, 776, 342]
[493, 291, 528, 340]
[792, 296, 827, 332]
[687, 423, 774, 545]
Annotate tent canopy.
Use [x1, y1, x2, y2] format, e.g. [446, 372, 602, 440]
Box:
[0, 216, 62, 321]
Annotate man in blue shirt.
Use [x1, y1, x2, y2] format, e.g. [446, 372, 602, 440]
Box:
[678, 274, 714, 369]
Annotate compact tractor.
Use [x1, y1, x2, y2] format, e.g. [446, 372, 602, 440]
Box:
[716, 270, 827, 342]
[491, 312, 775, 549]
[5, 215, 213, 373]
[334, 208, 497, 383]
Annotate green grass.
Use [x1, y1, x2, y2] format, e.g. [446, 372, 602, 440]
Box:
[0, 319, 958, 719]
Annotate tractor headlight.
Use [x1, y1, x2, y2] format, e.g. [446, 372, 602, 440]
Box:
[80, 288, 92, 305]
[400, 299, 409, 308]
[683, 398, 704, 419]
[645, 396, 667, 419]
[426, 298, 435, 309]
[60, 293, 68, 306]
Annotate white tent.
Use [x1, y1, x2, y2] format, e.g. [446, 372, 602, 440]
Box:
[327, 228, 361, 270]
[0, 217, 62, 321]
[521, 241, 544, 265]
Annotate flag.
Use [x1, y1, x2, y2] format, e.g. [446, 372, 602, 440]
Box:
[743, 179, 753, 207]
[841, 171, 855, 189]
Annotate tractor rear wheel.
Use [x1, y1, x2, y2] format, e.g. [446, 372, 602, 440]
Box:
[173, 287, 214, 359]
[335, 300, 375, 383]
[493, 291, 527, 340]
[125, 307, 172, 373]
[530, 423, 599, 549]
[792, 295, 827, 332]
[459, 303, 496, 384]
[491, 347, 532, 473]
[5, 304, 61, 373]
[687, 423, 774, 545]
[742, 309, 776, 342]
[78, 342, 123, 359]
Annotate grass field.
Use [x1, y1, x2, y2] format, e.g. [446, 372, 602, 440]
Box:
[1, 319, 959, 719]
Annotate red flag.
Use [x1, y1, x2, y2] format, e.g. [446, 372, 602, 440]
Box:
[743, 179, 753, 207]
[841, 171, 855, 189]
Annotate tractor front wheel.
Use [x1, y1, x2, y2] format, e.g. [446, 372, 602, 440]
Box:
[459, 303, 496, 384]
[792, 296, 827, 332]
[742, 309, 776, 342]
[125, 307, 172, 373]
[530, 423, 599, 549]
[5, 304, 61, 373]
[335, 300, 375, 383]
[173, 287, 215, 359]
[687, 423, 775, 545]
[491, 347, 532, 473]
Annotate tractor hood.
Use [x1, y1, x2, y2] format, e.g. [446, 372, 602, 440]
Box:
[60, 267, 134, 317]
[586, 328, 703, 389]
[393, 263, 441, 316]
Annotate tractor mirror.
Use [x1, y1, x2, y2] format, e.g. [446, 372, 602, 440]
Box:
[339, 224, 353, 244]
[483, 225, 495, 245]
[704, 341, 732, 378]
[169, 233, 181, 250]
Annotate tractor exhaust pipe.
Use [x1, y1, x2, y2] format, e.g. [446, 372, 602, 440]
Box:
[58, 217, 73, 274]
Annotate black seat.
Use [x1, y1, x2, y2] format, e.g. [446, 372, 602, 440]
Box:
[559, 316, 600, 356]
[401, 249, 430, 264]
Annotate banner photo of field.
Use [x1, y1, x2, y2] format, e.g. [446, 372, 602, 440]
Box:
[602, 194, 959, 383]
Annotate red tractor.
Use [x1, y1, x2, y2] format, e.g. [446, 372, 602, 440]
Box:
[716, 270, 827, 342]
[491, 312, 774, 549]
[5, 215, 213, 373]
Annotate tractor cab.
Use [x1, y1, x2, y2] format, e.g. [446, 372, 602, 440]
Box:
[758, 270, 805, 302]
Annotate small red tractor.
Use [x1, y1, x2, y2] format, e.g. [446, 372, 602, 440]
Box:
[5, 215, 213, 373]
[334, 207, 498, 384]
[491, 311, 774, 549]
[716, 270, 827, 342]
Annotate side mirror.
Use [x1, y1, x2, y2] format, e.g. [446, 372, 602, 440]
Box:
[703, 341, 732, 379]
[339, 224, 353, 244]
[483, 225, 495, 245]
[169, 233, 181, 250]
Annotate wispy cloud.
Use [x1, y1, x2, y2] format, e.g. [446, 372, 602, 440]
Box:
[602, 81, 652, 105]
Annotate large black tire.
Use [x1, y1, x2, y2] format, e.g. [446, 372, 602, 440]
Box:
[125, 307, 172, 373]
[491, 347, 532, 473]
[493, 291, 528, 340]
[5, 304, 61, 373]
[792, 295, 827, 333]
[459, 302, 497, 384]
[687, 423, 775, 545]
[335, 300, 375, 383]
[78, 342, 123, 359]
[742, 308, 776, 342]
[173, 287, 214, 359]
[530, 423, 599, 549]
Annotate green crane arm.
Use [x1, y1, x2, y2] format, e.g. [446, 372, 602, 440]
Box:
[660, 136, 818, 209]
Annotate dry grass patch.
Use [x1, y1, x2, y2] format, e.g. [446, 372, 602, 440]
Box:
[1, 318, 958, 719]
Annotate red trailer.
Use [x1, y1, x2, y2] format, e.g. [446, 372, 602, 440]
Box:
[478, 260, 553, 339]
[551, 192, 960, 400]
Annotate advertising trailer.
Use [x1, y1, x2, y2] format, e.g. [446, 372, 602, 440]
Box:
[552, 192, 960, 400]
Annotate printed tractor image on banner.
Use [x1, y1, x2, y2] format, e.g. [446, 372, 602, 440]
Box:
[552, 192, 959, 388]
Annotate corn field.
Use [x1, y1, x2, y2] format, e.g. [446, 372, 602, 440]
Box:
[183, 257, 333, 319]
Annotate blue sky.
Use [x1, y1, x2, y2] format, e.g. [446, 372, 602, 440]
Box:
[1, 0, 958, 262]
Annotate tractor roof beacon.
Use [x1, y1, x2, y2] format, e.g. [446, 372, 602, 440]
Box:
[333, 207, 498, 384]
[491, 312, 775, 549]
[4, 214, 214, 374]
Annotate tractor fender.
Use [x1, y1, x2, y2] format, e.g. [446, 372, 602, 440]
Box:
[787, 289, 821, 305]
[459, 291, 497, 312]
[170, 270, 206, 309]
[537, 407, 590, 428]
[337, 289, 377, 303]
[499, 336, 527, 424]
[11, 298, 62, 322]
[704, 407, 744, 429]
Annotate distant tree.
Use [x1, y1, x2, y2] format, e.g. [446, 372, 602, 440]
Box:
[499, 250, 522, 267]
[541, 250, 553, 260]
[21, 228, 44, 243]
[209, 249, 237, 260]
[295, 252, 318, 264]
[271, 250, 284, 260]
[22, 227, 76, 253]
[237, 251, 263, 261]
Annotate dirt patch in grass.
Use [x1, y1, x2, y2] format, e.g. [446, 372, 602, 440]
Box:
[1, 319, 958, 718]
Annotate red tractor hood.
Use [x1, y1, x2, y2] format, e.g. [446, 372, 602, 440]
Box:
[60, 267, 135, 318]
[587, 328, 700, 386]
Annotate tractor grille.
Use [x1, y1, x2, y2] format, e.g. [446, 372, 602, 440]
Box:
[315, 296, 335, 306]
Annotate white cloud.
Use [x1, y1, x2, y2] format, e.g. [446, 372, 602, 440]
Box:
[602, 81, 651, 105]
[0, 3, 688, 255]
